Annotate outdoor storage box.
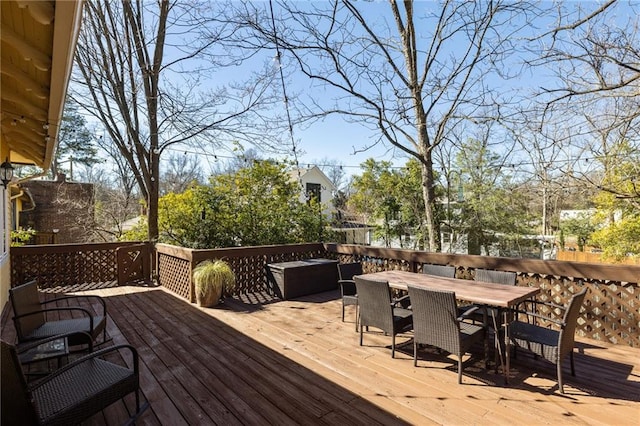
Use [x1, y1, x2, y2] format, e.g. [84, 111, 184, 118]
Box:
[266, 259, 339, 300]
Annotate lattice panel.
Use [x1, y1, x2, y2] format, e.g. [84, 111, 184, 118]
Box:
[521, 274, 639, 347]
[158, 254, 192, 301]
[226, 255, 271, 296]
[361, 256, 411, 273]
[11, 249, 117, 288]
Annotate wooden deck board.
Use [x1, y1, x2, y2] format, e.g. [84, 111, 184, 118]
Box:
[2, 284, 639, 425]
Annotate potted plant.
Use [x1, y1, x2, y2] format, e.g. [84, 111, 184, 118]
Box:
[192, 259, 236, 307]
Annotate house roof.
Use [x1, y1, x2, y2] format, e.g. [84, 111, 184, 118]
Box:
[1, 0, 83, 170]
[288, 166, 337, 191]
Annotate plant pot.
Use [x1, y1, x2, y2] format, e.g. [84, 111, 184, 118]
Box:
[192, 259, 236, 308]
[196, 282, 223, 307]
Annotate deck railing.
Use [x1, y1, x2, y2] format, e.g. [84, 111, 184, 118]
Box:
[9, 242, 639, 347]
[10, 241, 152, 288]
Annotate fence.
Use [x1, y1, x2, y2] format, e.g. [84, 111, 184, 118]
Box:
[9, 242, 640, 347]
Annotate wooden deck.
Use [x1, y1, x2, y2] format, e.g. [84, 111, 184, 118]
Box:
[2, 284, 639, 425]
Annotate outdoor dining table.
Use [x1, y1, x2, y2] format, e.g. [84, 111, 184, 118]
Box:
[363, 270, 540, 383]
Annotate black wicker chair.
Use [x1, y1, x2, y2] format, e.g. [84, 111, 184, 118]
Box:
[10, 280, 108, 347]
[422, 264, 456, 278]
[465, 269, 517, 325]
[475, 269, 517, 285]
[354, 276, 413, 358]
[337, 262, 362, 331]
[509, 288, 588, 394]
[1, 339, 148, 425]
[407, 285, 488, 384]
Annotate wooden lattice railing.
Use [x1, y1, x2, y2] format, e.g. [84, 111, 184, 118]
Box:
[9, 241, 639, 347]
[327, 244, 640, 347]
[10, 241, 151, 288]
[155, 243, 329, 302]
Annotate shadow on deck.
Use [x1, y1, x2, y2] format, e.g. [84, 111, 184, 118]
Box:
[1, 284, 639, 425]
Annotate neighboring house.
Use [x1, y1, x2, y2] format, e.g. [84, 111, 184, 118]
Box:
[289, 166, 336, 219]
[559, 209, 597, 222]
[1, 1, 84, 306]
[331, 210, 374, 245]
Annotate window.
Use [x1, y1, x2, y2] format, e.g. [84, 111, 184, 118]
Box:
[306, 183, 321, 203]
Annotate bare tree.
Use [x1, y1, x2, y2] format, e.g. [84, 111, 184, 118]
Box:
[532, 1, 640, 203]
[160, 152, 203, 195]
[71, 0, 286, 242]
[231, 0, 547, 251]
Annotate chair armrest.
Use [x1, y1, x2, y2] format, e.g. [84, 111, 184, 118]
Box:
[28, 344, 139, 391]
[14, 307, 94, 322]
[17, 331, 94, 355]
[512, 309, 566, 327]
[43, 295, 107, 316]
[458, 305, 487, 325]
[392, 294, 411, 309]
[338, 279, 357, 295]
[515, 298, 566, 313]
[13, 307, 97, 332]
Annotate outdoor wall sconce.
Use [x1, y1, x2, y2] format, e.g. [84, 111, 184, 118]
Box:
[1, 158, 15, 188]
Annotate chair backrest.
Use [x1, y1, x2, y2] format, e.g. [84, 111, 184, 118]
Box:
[407, 285, 460, 354]
[1, 340, 39, 425]
[354, 276, 393, 333]
[9, 280, 45, 339]
[422, 264, 456, 278]
[474, 269, 516, 285]
[337, 262, 363, 281]
[558, 288, 588, 357]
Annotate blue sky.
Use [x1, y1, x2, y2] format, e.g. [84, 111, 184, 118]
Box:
[77, 0, 639, 184]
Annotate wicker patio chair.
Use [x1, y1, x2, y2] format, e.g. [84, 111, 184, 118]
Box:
[1, 339, 148, 426]
[354, 276, 413, 358]
[475, 269, 517, 285]
[509, 288, 588, 394]
[407, 285, 488, 384]
[465, 269, 517, 325]
[337, 262, 362, 331]
[422, 264, 456, 278]
[10, 280, 108, 347]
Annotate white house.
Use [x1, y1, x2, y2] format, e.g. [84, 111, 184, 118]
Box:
[289, 166, 336, 219]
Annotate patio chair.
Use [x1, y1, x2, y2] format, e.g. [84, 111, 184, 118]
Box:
[407, 285, 488, 384]
[465, 269, 517, 326]
[337, 262, 362, 331]
[9, 280, 108, 347]
[354, 276, 413, 358]
[509, 288, 588, 394]
[475, 269, 517, 285]
[1, 339, 148, 426]
[422, 264, 456, 278]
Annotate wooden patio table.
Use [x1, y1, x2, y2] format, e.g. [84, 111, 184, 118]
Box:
[361, 270, 540, 383]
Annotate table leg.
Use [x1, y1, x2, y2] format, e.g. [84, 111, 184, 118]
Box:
[491, 309, 503, 374]
[504, 309, 510, 385]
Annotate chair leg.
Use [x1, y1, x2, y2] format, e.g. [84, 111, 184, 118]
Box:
[413, 339, 418, 367]
[354, 305, 359, 332]
[570, 351, 575, 376]
[557, 361, 564, 394]
[341, 301, 345, 322]
[359, 323, 363, 346]
[458, 354, 463, 384]
[391, 334, 395, 358]
[483, 330, 489, 370]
